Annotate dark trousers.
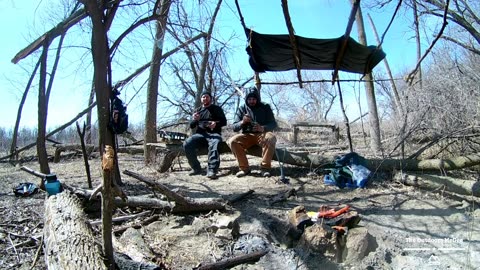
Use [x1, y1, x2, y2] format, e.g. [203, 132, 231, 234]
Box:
[183, 133, 222, 172]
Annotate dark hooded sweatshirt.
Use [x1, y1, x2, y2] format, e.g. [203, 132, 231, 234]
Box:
[189, 104, 227, 134]
[232, 88, 277, 133]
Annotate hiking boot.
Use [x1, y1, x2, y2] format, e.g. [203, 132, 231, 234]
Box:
[207, 170, 217, 179]
[235, 170, 251, 178]
[261, 169, 271, 177]
[188, 169, 202, 176]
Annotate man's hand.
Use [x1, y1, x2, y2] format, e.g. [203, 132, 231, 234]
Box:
[207, 121, 217, 130]
[242, 114, 252, 125]
[193, 112, 200, 121]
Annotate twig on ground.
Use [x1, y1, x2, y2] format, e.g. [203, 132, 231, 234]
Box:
[29, 234, 44, 270]
[89, 210, 152, 226]
[8, 233, 21, 262]
[195, 250, 268, 270]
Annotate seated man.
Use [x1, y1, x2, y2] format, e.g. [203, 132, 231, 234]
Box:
[183, 91, 227, 179]
[227, 87, 277, 177]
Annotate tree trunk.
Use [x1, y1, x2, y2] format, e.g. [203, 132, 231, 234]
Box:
[396, 172, 480, 197]
[37, 41, 51, 175]
[194, 0, 223, 107]
[145, 0, 172, 164]
[44, 192, 108, 269]
[353, 0, 383, 155]
[86, 84, 96, 144]
[366, 14, 403, 117]
[82, 1, 118, 267]
[76, 122, 93, 188]
[10, 60, 41, 163]
[412, 0, 423, 88]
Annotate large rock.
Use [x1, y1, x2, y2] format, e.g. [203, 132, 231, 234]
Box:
[342, 227, 377, 263]
[298, 224, 338, 258]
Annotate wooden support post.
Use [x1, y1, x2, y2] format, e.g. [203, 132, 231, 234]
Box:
[293, 126, 299, 145]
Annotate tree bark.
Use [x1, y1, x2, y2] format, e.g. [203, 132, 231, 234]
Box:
[37, 40, 51, 176]
[396, 172, 480, 197]
[123, 170, 226, 212]
[353, 0, 382, 155]
[76, 122, 93, 188]
[70, 184, 226, 214]
[82, 1, 118, 267]
[366, 14, 403, 117]
[44, 192, 108, 269]
[145, 0, 172, 165]
[10, 59, 41, 163]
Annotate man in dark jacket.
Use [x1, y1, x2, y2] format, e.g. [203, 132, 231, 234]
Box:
[183, 91, 227, 179]
[227, 87, 277, 177]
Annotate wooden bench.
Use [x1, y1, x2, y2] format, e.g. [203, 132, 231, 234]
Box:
[292, 122, 339, 145]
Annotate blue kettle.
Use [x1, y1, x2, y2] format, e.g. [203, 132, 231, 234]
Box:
[44, 174, 62, 196]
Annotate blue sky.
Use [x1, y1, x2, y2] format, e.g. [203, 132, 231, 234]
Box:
[0, 0, 419, 130]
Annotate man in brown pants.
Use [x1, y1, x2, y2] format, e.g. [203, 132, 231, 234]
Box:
[227, 87, 277, 177]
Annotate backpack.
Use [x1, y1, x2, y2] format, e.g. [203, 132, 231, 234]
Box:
[110, 95, 129, 134]
[13, 182, 38, 197]
[324, 152, 371, 188]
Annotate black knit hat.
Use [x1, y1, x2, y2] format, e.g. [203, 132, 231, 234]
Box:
[244, 87, 260, 103]
[201, 91, 212, 98]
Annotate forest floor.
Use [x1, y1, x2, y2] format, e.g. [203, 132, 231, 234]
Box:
[0, 140, 479, 270]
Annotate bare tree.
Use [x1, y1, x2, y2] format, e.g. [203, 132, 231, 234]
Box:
[353, 0, 383, 155]
[144, 0, 172, 164]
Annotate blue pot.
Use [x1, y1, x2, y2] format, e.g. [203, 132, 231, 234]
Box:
[44, 174, 62, 196]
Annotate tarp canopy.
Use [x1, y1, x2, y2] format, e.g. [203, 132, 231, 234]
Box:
[246, 29, 386, 75]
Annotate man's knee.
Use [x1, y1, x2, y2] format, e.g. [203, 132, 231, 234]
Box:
[226, 136, 236, 148]
[264, 132, 277, 146]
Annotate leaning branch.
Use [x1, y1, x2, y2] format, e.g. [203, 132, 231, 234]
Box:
[12, 8, 87, 64]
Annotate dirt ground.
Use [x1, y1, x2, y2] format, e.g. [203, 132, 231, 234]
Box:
[0, 143, 479, 270]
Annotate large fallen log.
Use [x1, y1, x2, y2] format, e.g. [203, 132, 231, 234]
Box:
[395, 172, 480, 197]
[157, 142, 334, 173]
[69, 183, 226, 214]
[157, 143, 480, 173]
[44, 192, 108, 269]
[123, 170, 227, 213]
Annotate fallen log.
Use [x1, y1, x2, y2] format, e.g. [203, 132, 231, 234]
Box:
[196, 250, 268, 270]
[53, 144, 95, 163]
[157, 142, 334, 173]
[53, 144, 144, 162]
[157, 143, 480, 173]
[69, 183, 225, 214]
[395, 172, 480, 197]
[44, 192, 108, 269]
[123, 170, 227, 213]
[89, 211, 152, 226]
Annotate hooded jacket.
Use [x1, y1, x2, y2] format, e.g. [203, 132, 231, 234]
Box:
[189, 99, 227, 134]
[232, 87, 277, 133]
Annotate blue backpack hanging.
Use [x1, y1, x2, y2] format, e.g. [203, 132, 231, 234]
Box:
[324, 152, 371, 188]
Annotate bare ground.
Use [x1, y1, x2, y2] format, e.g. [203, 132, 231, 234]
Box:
[0, 145, 479, 270]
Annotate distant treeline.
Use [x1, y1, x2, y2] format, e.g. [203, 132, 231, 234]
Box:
[0, 123, 147, 155]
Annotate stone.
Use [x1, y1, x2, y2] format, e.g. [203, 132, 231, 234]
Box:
[299, 223, 338, 258]
[342, 227, 377, 264]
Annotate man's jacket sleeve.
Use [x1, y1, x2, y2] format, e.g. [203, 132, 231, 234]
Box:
[232, 106, 245, 132]
[215, 106, 227, 127]
[263, 104, 278, 132]
[189, 119, 198, 129]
